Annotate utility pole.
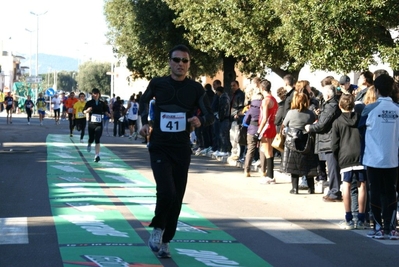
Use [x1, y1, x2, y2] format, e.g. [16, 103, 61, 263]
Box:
[30, 10, 47, 114]
[25, 28, 33, 76]
[30, 10, 48, 77]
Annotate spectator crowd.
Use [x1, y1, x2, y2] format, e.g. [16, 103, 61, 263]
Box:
[2, 68, 399, 239]
[190, 70, 399, 239]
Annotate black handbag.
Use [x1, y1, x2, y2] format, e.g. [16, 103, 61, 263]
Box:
[238, 125, 248, 145]
[285, 127, 314, 155]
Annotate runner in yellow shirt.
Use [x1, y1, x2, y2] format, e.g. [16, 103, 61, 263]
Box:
[73, 93, 87, 143]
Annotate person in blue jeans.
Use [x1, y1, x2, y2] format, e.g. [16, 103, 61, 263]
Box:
[243, 93, 263, 177]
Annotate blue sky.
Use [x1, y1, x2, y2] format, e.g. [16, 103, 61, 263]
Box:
[0, 0, 113, 61]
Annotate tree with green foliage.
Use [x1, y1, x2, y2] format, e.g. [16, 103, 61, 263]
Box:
[40, 71, 77, 92]
[105, 0, 399, 87]
[104, 0, 220, 81]
[57, 71, 77, 92]
[269, 0, 399, 74]
[77, 61, 111, 95]
[166, 0, 399, 77]
[164, 0, 291, 90]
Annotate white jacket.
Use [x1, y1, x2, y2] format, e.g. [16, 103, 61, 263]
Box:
[361, 97, 399, 168]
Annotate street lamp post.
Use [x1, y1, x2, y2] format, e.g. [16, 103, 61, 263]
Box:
[25, 28, 33, 76]
[30, 11, 48, 77]
[30, 10, 47, 114]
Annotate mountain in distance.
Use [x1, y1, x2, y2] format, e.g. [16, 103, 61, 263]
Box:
[21, 53, 79, 75]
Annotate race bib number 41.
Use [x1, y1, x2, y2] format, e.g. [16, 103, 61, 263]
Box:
[91, 114, 102, 123]
[160, 112, 186, 132]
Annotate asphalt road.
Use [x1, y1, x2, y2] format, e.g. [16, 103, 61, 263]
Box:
[0, 112, 398, 267]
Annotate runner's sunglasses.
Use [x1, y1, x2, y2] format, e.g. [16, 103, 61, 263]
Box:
[171, 57, 190, 63]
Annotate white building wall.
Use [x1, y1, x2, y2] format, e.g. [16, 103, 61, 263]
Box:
[112, 58, 149, 100]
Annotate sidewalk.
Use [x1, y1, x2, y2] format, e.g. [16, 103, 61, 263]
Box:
[192, 147, 293, 184]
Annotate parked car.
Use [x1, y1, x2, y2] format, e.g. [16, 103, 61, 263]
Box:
[100, 95, 111, 103]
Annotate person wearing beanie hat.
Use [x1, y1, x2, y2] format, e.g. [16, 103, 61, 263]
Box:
[339, 75, 358, 95]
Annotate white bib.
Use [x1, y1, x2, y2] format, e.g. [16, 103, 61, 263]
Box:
[91, 114, 102, 123]
[77, 112, 85, 119]
[160, 112, 186, 132]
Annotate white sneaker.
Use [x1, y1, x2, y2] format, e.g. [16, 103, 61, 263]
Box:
[157, 242, 171, 258]
[194, 147, 202, 155]
[80, 139, 84, 143]
[268, 178, 276, 184]
[148, 228, 163, 252]
[260, 177, 274, 184]
[299, 177, 308, 189]
[27, 122, 30, 125]
[389, 230, 399, 240]
[251, 159, 261, 166]
[216, 151, 229, 157]
[199, 147, 211, 155]
[212, 150, 219, 156]
[194, 147, 202, 156]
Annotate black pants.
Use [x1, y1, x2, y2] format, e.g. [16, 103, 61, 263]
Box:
[26, 108, 32, 122]
[148, 144, 192, 243]
[75, 119, 87, 140]
[68, 113, 75, 134]
[323, 152, 341, 197]
[113, 117, 123, 137]
[54, 108, 60, 119]
[88, 122, 103, 144]
[368, 167, 398, 231]
[219, 119, 230, 153]
[211, 119, 220, 151]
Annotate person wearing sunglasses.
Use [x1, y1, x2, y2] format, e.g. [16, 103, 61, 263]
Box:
[139, 44, 214, 258]
[83, 88, 110, 162]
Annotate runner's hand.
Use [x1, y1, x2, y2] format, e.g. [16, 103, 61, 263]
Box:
[140, 124, 150, 137]
[188, 116, 201, 128]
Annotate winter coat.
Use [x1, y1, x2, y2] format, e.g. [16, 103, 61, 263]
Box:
[331, 112, 363, 169]
[218, 92, 230, 122]
[308, 97, 341, 153]
[230, 89, 245, 123]
[281, 109, 319, 176]
[245, 99, 262, 135]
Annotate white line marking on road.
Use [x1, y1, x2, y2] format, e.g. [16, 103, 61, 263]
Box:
[0, 217, 29, 245]
[243, 217, 334, 244]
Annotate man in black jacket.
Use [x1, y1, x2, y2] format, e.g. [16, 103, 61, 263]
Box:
[216, 86, 231, 157]
[354, 71, 374, 103]
[305, 84, 342, 202]
[229, 80, 245, 159]
[281, 74, 296, 120]
[139, 44, 214, 258]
